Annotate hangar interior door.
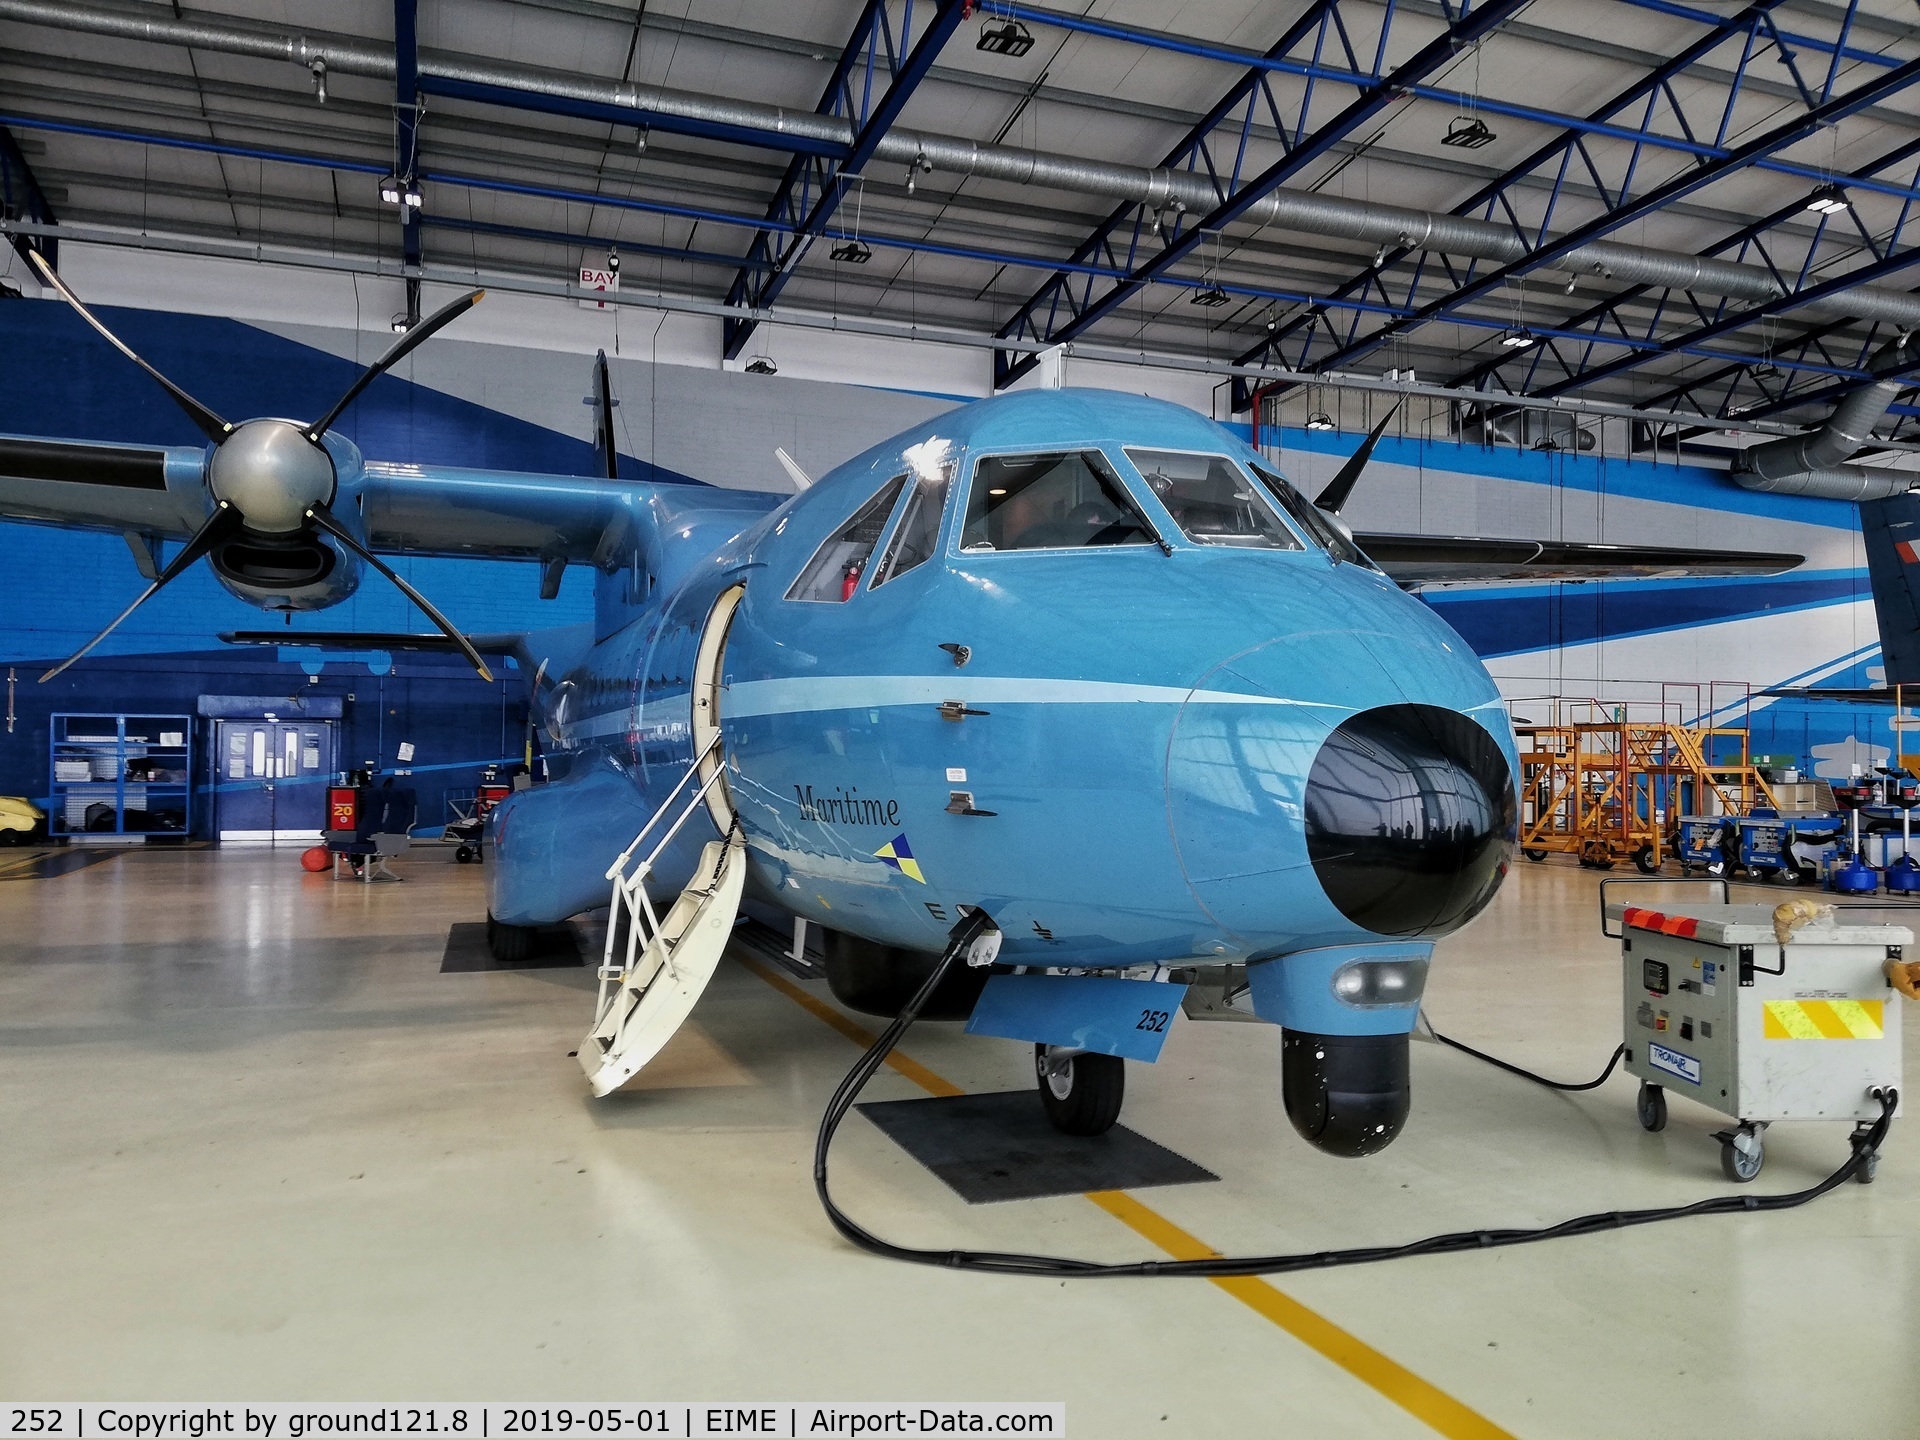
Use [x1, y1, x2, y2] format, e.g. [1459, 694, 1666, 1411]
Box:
[213, 719, 337, 843]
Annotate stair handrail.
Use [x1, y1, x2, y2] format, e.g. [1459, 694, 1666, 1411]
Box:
[597, 733, 733, 1009]
[604, 732, 724, 883]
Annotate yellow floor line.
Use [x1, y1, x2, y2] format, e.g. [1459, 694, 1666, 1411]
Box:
[739, 951, 964, 1098]
[735, 951, 1517, 1440]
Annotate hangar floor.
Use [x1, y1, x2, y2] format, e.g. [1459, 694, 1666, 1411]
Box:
[1, 847, 1914, 1439]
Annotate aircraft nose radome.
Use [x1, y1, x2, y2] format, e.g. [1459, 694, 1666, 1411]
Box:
[1304, 704, 1514, 938]
[1166, 632, 1406, 945]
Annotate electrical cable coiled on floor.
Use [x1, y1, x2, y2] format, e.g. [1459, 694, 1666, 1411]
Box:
[813, 910, 1898, 1279]
[1422, 1020, 1625, 1091]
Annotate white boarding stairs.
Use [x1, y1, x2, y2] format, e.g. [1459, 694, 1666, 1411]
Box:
[579, 735, 745, 1097]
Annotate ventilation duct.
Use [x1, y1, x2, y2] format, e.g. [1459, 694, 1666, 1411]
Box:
[1728, 337, 1920, 501]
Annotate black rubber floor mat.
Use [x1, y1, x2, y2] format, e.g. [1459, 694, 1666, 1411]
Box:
[440, 921, 583, 972]
[856, 1089, 1218, 1204]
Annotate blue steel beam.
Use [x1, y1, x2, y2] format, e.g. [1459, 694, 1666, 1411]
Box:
[394, 0, 422, 323]
[1229, 0, 1796, 407]
[994, 0, 1532, 389]
[0, 123, 56, 268]
[722, 0, 967, 360]
[1449, 130, 1920, 397]
[997, 0, 1917, 200]
[1278, 33, 1920, 398]
[1008, 0, 1902, 78]
[0, 109, 1896, 391]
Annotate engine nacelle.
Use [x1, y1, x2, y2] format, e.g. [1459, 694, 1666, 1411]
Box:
[210, 526, 362, 610]
[203, 429, 367, 612]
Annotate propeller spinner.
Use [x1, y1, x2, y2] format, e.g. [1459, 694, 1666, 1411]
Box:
[27, 250, 491, 683]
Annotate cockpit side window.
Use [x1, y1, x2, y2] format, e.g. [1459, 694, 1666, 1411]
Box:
[786, 474, 907, 601]
[1249, 462, 1378, 570]
[870, 467, 950, 587]
[1124, 449, 1302, 550]
[960, 451, 1158, 552]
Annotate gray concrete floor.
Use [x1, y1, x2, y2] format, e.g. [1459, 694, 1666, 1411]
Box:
[0, 846, 1914, 1439]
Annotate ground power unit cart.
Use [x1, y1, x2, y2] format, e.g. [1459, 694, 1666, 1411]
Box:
[1605, 899, 1907, 1182]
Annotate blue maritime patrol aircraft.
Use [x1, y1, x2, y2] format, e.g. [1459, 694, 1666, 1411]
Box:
[0, 261, 1803, 1157]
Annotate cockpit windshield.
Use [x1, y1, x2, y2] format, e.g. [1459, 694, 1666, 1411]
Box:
[1249, 462, 1378, 570]
[1124, 449, 1302, 550]
[961, 451, 1159, 552]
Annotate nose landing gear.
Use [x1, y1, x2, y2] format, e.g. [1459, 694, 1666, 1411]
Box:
[1034, 1044, 1124, 1136]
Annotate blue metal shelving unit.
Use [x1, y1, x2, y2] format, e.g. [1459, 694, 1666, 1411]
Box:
[49, 713, 193, 841]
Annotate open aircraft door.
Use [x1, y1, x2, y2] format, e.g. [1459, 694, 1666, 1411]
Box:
[579, 584, 747, 1096]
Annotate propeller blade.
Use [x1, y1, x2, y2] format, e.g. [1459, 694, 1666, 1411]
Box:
[1312, 405, 1399, 515]
[305, 288, 486, 441]
[305, 503, 494, 682]
[593, 349, 618, 480]
[28, 250, 232, 443]
[40, 503, 241, 681]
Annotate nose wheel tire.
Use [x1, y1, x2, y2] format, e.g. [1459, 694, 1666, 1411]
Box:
[1636, 1081, 1667, 1132]
[1035, 1045, 1124, 1137]
[487, 913, 535, 964]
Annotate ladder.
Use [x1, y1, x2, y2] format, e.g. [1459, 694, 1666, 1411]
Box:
[579, 735, 746, 1097]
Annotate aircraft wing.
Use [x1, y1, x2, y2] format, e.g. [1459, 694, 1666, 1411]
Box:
[1353, 533, 1805, 585]
[0, 434, 208, 538]
[0, 436, 780, 566]
[361, 461, 630, 562]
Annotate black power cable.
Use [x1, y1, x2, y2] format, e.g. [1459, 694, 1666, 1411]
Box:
[814, 911, 1899, 1279]
[1425, 1023, 1625, 1091]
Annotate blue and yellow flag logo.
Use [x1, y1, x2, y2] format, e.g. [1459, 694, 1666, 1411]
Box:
[873, 833, 925, 883]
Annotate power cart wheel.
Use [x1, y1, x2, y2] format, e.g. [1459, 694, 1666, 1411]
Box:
[454, 845, 475, 864]
[1035, 1044, 1124, 1137]
[1633, 845, 1660, 875]
[1718, 1125, 1765, 1183]
[1637, 1082, 1667, 1133]
[1522, 848, 1548, 863]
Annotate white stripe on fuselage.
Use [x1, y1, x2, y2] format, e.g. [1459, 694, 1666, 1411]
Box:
[721, 675, 1350, 718]
[569, 676, 1507, 740]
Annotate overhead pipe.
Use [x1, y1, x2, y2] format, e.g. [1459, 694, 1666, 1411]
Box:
[9, 0, 1920, 333]
[1727, 338, 1920, 500]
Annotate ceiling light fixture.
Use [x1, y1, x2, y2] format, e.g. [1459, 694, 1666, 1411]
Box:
[744, 355, 778, 376]
[607, 246, 620, 274]
[1190, 286, 1229, 308]
[379, 175, 422, 209]
[1442, 115, 1497, 149]
[1805, 183, 1850, 215]
[1305, 412, 1337, 431]
[830, 239, 873, 264]
[977, 18, 1035, 56]
[1500, 325, 1537, 349]
[390, 312, 413, 333]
